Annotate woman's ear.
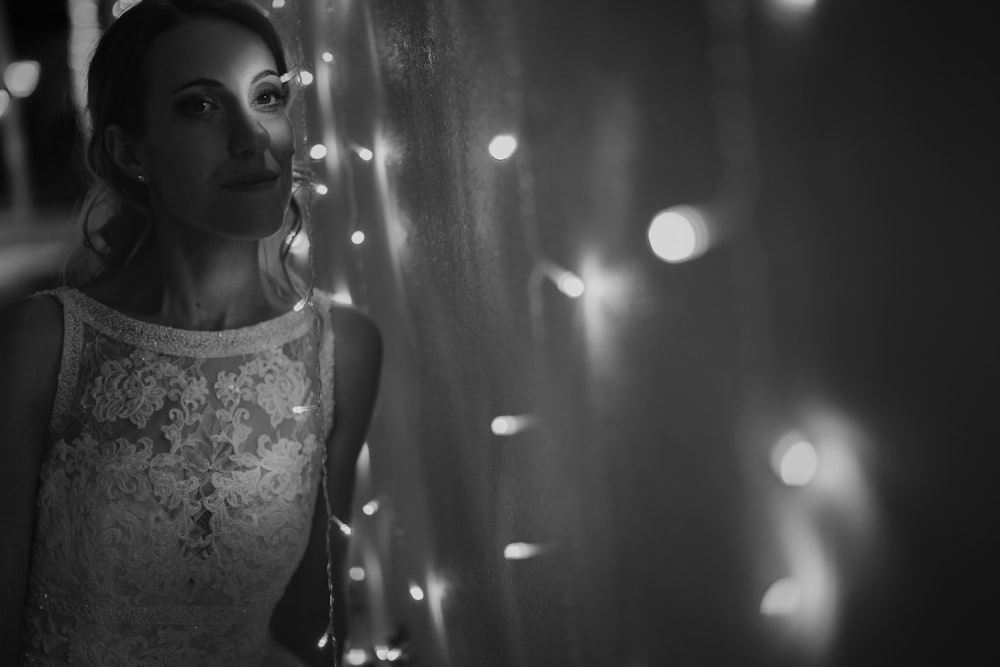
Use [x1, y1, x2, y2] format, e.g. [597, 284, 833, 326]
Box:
[105, 124, 148, 183]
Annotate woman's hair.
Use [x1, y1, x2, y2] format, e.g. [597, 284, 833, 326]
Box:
[65, 0, 311, 298]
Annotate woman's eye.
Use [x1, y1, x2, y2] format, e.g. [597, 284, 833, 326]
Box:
[254, 87, 288, 109]
[179, 96, 215, 115]
[254, 87, 287, 109]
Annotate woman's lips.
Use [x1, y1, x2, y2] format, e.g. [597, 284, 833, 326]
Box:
[219, 172, 280, 191]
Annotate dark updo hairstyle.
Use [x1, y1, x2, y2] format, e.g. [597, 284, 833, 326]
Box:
[66, 0, 311, 297]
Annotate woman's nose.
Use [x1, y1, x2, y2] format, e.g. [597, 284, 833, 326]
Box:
[229, 110, 270, 156]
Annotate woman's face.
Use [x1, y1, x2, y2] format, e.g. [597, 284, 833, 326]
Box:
[132, 18, 294, 241]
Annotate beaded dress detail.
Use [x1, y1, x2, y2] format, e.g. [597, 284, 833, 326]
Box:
[20, 287, 335, 667]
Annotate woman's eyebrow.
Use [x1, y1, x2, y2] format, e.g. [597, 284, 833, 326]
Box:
[169, 70, 280, 95]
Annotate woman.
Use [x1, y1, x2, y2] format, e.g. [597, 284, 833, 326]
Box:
[0, 1, 381, 665]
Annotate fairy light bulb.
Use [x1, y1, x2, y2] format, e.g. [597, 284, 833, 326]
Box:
[362, 499, 380, 515]
[271, 0, 286, 9]
[779, 440, 819, 486]
[4, 61, 41, 98]
[321, 51, 334, 63]
[648, 206, 709, 263]
[503, 542, 547, 560]
[346, 649, 368, 665]
[351, 230, 366, 245]
[491, 414, 535, 436]
[556, 272, 585, 298]
[771, 433, 819, 487]
[354, 146, 374, 161]
[308, 143, 328, 160]
[298, 70, 313, 86]
[409, 584, 425, 601]
[760, 577, 801, 615]
[488, 134, 518, 160]
[349, 566, 366, 582]
[313, 183, 328, 195]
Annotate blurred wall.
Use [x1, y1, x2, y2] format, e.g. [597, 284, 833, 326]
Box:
[305, 0, 993, 665]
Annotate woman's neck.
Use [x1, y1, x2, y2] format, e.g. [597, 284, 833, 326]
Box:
[86, 233, 290, 332]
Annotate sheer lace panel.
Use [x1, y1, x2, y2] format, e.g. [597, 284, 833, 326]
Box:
[21, 288, 335, 666]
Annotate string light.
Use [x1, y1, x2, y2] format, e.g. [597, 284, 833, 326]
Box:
[321, 51, 334, 63]
[313, 183, 329, 196]
[351, 230, 366, 245]
[308, 143, 328, 160]
[361, 498, 380, 515]
[760, 577, 801, 615]
[349, 566, 366, 582]
[503, 542, 550, 560]
[488, 134, 518, 160]
[408, 583, 425, 601]
[345, 649, 368, 666]
[3, 61, 41, 98]
[490, 414, 535, 436]
[330, 514, 352, 536]
[771, 433, 819, 487]
[648, 206, 710, 263]
[386, 648, 403, 661]
[352, 145, 374, 161]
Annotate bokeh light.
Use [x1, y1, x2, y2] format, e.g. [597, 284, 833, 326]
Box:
[313, 183, 328, 196]
[308, 143, 328, 160]
[361, 498, 380, 515]
[555, 272, 585, 298]
[648, 206, 709, 263]
[503, 542, 547, 560]
[488, 134, 518, 160]
[409, 584, 425, 601]
[351, 230, 366, 245]
[490, 414, 534, 436]
[771, 433, 819, 486]
[349, 566, 366, 582]
[321, 51, 334, 63]
[345, 648, 368, 665]
[760, 577, 801, 615]
[355, 146, 374, 161]
[4, 61, 41, 98]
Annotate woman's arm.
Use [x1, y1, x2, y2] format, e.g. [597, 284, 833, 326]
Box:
[271, 303, 383, 666]
[0, 296, 63, 662]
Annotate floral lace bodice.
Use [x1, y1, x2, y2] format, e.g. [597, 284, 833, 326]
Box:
[20, 287, 334, 666]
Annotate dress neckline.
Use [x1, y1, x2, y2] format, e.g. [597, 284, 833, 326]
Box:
[59, 287, 314, 358]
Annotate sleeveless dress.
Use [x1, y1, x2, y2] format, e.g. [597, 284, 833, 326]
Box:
[19, 287, 335, 667]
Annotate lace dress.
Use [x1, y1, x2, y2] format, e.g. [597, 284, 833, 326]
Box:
[19, 287, 335, 667]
